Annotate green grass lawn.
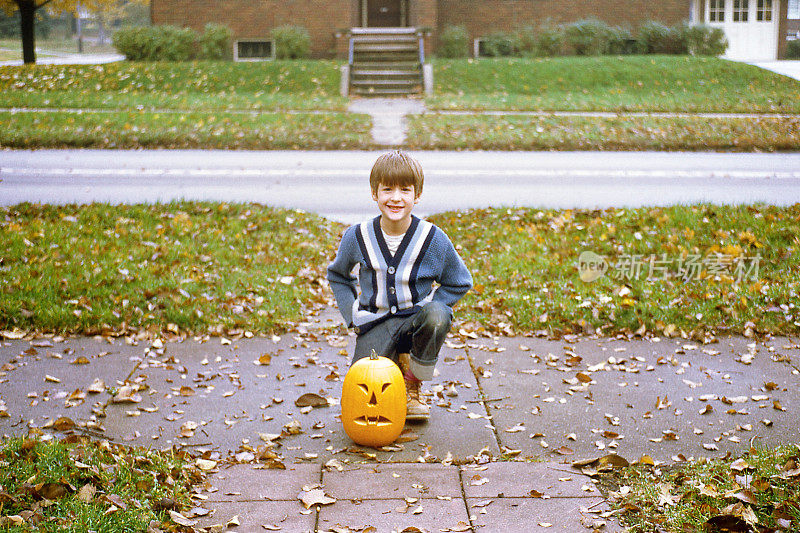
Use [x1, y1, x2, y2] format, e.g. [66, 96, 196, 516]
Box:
[2, 203, 798, 340]
[406, 114, 800, 152]
[429, 204, 800, 339]
[0, 60, 348, 111]
[610, 444, 800, 532]
[429, 56, 800, 113]
[0, 436, 204, 531]
[0, 109, 372, 149]
[1, 203, 341, 337]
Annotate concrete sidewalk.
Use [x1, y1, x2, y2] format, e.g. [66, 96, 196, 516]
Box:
[1, 309, 798, 531]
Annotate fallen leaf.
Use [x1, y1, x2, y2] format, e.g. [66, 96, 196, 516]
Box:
[76, 484, 96, 503]
[112, 386, 141, 404]
[295, 393, 329, 408]
[298, 488, 335, 509]
[53, 417, 75, 431]
[87, 378, 105, 394]
[169, 510, 197, 527]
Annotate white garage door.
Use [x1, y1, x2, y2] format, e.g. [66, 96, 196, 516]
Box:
[705, 0, 780, 60]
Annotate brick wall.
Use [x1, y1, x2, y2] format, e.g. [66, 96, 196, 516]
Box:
[151, 0, 353, 57]
[153, 0, 793, 58]
[436, 0, 692, 46]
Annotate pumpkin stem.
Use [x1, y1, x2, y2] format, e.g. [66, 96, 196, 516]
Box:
[369, 349, 379, 360]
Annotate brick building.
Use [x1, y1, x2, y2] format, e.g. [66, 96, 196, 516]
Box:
[151, 0, 792, 60]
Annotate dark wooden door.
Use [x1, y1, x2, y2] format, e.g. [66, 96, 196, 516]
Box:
[368, 0, 402, 27]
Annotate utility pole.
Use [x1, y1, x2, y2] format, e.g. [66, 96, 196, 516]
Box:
[76, 3, 83, 53]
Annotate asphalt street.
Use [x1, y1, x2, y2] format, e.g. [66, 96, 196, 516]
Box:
[2, 149, 800, 223]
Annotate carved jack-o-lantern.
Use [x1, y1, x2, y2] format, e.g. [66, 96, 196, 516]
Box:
[341, 352, 406, 447]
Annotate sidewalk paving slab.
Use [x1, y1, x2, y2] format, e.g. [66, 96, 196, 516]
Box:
[323, 463, 462, 499]
[200, 463, 321, 502]
[467, 496, 621, 532]
[461, 462, 593, 499]
[97, 335, 499, 462]
[467, 334, 799, 462]
[0, 336, 139, 436]
[318, 497, 470, 533]
[194, 499, 317, 532]
[2, 325, 799, 532]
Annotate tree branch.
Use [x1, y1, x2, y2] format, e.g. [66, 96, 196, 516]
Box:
[35, 0, 55, 10]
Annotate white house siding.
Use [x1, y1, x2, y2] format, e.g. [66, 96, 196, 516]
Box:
[702, 0, 780, 60]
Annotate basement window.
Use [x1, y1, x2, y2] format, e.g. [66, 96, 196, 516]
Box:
[234, 40, 275, 62]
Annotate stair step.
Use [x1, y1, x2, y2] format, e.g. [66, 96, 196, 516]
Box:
[352, 79, 419, 88]
[350, 27, 418, 35]
[353, 54, 420, 63]
[352, 87, 422, 96]
[353, 43, 418, 52]
[347, 27, 424, 97]
[353, 60, 420, 68]
[351, 35, 418, 42]
[352, 70, 420, 77]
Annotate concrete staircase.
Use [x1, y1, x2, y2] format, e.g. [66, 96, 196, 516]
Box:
[348, 28, 423, 96]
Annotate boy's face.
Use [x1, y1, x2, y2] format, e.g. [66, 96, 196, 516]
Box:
[372, 183, 418, 228]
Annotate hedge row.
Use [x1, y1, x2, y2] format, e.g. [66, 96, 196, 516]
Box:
[440, 19, 728, 58]
[113, 23, 232, 61]
[112, 24, 312, 61]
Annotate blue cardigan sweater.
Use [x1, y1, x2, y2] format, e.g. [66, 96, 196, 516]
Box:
[327, 215, 472, 334]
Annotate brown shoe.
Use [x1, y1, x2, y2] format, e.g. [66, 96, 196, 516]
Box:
[398, 353, 430, 421]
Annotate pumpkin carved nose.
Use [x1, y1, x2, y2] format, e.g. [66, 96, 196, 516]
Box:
[368, 392, 377, 405]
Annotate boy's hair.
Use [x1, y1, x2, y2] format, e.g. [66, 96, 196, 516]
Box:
[369, 150, 424, 198]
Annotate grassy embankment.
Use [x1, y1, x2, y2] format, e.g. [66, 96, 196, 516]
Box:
[408, 56, 800, 151]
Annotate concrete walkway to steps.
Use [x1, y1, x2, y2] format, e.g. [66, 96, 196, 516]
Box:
[2, 306, 798, 531]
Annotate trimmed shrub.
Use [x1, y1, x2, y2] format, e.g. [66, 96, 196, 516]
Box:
[113, 26, 160, 60]
[535, 22, 565, 56]
[513, 26, 538, 56]
[438, 25, 469, 58]
[156, 25, 198, 61]
[564, 18, 615, 55]
[681, 23, 728, 56]
[788, 39, 800, 59]
[271, 25, 311, 59]
[199, 23, 232, 60]
[479, 31, 515, 57]
[606, 25, 636, 55]
[113, 24, 233, 61]
[638, 21, 686, 54]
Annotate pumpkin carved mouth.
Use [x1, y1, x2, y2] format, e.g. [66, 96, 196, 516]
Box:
[353, 415, 393, 426]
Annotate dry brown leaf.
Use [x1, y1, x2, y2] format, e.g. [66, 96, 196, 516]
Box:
[76, 484, 96, 503]
[87, 378, 105, 394]
[298, 488, 335, 509]
[169, 510, 197, 527]
[53, 417, 75, 431]
[112, 386, 141, 404]
[295, 393, 328, 408]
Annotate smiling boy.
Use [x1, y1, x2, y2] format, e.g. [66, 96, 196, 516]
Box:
[327, 150, 472, 421]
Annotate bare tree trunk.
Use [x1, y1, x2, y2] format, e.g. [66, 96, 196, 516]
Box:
[18, 0, 38, 64]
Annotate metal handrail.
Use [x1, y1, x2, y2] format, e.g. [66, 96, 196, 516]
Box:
[348, 35, 355, 66]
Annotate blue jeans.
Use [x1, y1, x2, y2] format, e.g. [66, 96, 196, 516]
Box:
[352, 302, 452, 381]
